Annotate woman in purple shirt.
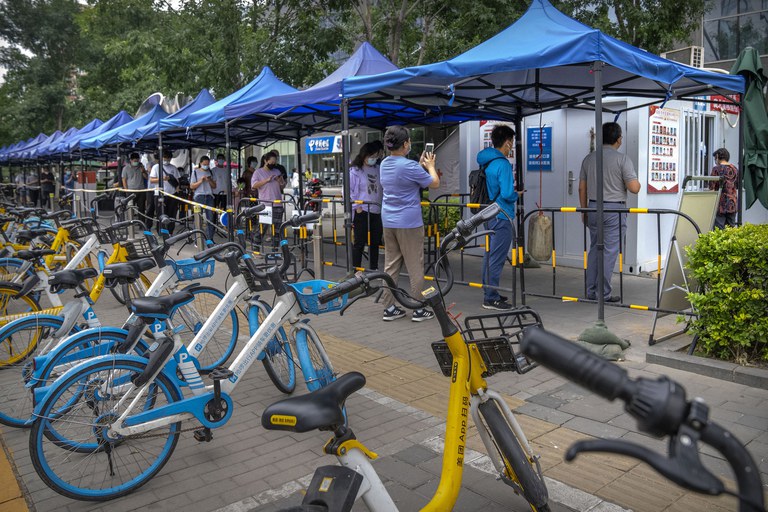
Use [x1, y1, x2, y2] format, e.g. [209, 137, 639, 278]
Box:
[251, 151, 286, 243]
[379, 126, 440, 322]
[350, 141, 384, 270]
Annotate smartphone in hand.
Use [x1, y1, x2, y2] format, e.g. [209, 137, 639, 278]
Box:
[425, 142, 435, 155]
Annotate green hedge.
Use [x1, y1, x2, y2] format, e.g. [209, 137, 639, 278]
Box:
[422, 195, 463, 236]
[686, 224, 768, 363]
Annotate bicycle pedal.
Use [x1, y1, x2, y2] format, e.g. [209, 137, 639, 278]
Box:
[193, 428, 213, 442]
[209, 367, 235, 381]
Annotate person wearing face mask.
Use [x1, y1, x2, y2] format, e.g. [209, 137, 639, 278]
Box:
[243, 156, 256, 198]
[149, 152, 181, 234]
[379, 125, 439, 322]
[476, 124, 521, 311]
[191, 155, 218, 239]
[211, 153, 230, 211]
[349, 142, 384, 270]
[251, 151, 285, 241]
[121, 152, 147, 213]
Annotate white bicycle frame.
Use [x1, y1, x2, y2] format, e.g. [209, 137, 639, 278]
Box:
[109, 270, 306, 437]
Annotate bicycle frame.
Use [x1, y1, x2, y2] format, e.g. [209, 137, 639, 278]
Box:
[107, 270, 305, 437]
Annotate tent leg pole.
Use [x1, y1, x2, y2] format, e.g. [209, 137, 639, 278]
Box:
[594, 60, 605, 322]
[737, 95, 745, 226]
[225, 122, 233, 242]
[341, 99, 353, 272]
[514, 109, 524, 308]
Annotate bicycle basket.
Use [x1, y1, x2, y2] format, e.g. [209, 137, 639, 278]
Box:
[67, 222, 96, 242]
[431, 336, 533, 378]
[287, 279, 347, 315]
[120, 237, 153, 260]
[106, 224, 131, 244]
[237, 260, 271, 292]
[170, 258, 215, 281]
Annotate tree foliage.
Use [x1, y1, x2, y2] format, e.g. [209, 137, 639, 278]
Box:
[0, 0, 709, 145]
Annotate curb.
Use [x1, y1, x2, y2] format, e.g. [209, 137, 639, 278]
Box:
[647, 348, 768, 389]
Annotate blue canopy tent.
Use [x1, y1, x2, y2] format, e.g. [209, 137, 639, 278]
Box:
[80, 104, 169, 153]
[63, 111, 133, 156]
[50, 118, 104, 156]
[333, 0, 745, 312]
[29, 130, 68, 160]
[158, 67, 298, 148]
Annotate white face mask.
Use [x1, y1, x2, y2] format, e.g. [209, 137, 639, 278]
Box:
[366, 157, 377, 166]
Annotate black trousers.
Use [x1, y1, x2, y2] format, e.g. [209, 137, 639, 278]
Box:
[145, 191, 156, 229]
[352, 210, 383, 270]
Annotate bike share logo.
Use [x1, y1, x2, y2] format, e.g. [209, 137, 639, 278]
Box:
[230, 321, 278, 383]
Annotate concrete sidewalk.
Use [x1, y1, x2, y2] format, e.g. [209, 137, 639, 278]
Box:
[0, 243, 765, 512]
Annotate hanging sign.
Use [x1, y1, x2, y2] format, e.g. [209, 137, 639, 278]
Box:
[647, 106, 680, 194]
[709, 94, 740, 115]
[305, 136, 342, 155]
[526, 126, 552, 172]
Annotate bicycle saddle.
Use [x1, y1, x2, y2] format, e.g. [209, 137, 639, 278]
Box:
[15, 248, 56, 261]
[49, 267, 99, 289]
[16, 229, 51, 241]
[130, 289, 194, 319]
[262, 372, 366, 433]
[103, 258, 155, 284]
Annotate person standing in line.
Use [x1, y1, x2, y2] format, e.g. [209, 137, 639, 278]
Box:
[190, 155, 217, 240]
[242, 156, 257, 199]
[290, 168, 300, 197]
[251, 151, 285, 242]
[14, 171, 27, 205]
[379, 125, 440, 322]
[349, 142, 384, 270]
[27, 172, 40, 206]
[709, 147, 739, 229]
[579, 122, 640, 302]
[40, 166, 55, 209]
[211, 153, 230, 211]
[121, 152, 147, 213]
[271, 149, 288, 183]
[477, 124, 519, 311]
[149, 153, 181, 234]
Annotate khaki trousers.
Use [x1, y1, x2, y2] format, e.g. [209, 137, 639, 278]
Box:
[381, 226, 426, 310]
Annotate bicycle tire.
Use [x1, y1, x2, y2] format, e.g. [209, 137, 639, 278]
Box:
[0, 257, 36, 281]
[478, 399, 549, 511]
[175, 285, 238, 372]
[29, 356, 181, 501]
[251, 301, 295, 394]
[0, 282, 42, 329]
[116, 273, 153, 310]
[295, 325, 335, 392]
[0, 315, 64, 427]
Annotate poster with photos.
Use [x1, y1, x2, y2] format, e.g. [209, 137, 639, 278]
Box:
[647, 106, 680, 194]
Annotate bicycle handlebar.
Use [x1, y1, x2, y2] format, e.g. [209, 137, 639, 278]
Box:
[317, 270, 425, 310]
[521, 327, 765, 512]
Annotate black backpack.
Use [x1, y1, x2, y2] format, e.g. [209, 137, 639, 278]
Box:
[468, 157, 506, 214]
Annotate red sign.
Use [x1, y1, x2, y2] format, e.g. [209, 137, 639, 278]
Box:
[709, 95, 740, 114]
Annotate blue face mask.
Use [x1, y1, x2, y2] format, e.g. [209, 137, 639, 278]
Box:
[366, 157, 377, 166]
[202, 164, 209, 170]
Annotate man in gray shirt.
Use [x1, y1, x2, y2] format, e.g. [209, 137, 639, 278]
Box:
[579, 122, 641, 302]
[121, 152, 147, 213]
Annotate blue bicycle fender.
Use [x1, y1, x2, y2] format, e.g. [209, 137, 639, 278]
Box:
[0, 315, 63, 341]
[31, 326, 131, 382]
[32, 353, 182, 415]
[97, 251, 107, 272]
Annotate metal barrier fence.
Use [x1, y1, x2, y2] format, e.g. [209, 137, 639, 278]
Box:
[520, 206, 701, 316]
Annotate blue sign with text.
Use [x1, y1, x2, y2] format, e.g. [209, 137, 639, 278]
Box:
[526, 126, 552, 172]
[306, 136, 340, 154]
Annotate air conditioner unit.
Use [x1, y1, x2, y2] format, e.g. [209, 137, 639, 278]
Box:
[661, 46, 704, 68]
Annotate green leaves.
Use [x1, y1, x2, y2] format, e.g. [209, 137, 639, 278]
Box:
[686, 224, 768, 363]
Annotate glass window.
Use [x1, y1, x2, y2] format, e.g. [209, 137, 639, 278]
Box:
[410, 127, 425, 157]
[739, 12, 768, 53]
[366, 130, 383, 143]
[704, 18, 740, 60]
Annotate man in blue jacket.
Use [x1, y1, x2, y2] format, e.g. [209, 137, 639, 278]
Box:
[477, 124, 519, 310]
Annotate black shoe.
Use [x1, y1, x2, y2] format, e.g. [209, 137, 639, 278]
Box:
[482, 299, 513, 311]
[411, 309, 435, 322]
[383, 305, 406, 321]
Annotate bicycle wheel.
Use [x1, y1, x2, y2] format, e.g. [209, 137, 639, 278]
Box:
[0, 283, 42, 330]
[251, 301, 295, 394]
[29, 356, 182, 501]
[0, 315, 64, 427]
[478, 399, 549, 511]
[0, 257, 35, 281]
[174, 285, 238, 372]
[295, 325, 335, 392]
[111, 272, 153, 307]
